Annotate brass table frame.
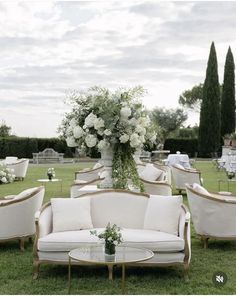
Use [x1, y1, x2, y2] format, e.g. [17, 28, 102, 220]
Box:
[68, 247, 154, 294]
[217, 178, 236, 192]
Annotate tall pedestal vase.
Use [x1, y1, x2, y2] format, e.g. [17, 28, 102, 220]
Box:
[99, 146, 114, 188]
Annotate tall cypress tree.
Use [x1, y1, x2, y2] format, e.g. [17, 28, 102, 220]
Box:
[198, 42, 221, 156]
[221, 46, 235, 137]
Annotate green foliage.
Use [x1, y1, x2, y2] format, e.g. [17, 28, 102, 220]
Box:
[221, 46, 235, 137]
[176, 126, 199, 139]
[0, 121, 11, 137]
[150, 107, 187, 141]
[112, 143, 144, 192]
[0, 137, 74, 158]
[164, 138, 198, 157]
[179, 83, 203, 111]
[198, 42, 221, 156]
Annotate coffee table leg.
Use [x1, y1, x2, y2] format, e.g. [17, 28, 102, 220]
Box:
[68, 257, 71, 294]
[121, 264, 125, 294]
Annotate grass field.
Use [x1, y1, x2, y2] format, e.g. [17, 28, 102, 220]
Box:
[0, 160, 236, 295]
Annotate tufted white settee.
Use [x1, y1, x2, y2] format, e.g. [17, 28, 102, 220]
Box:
[33, 190, 191, 279]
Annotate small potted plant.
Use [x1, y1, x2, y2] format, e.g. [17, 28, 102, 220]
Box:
[90, 223, 123, 260]
[230, 133, 236, 147]
[223, 134, 231, 146]
[47, 168, 55, 181]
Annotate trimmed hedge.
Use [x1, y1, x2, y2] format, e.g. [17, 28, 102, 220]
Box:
[164, 138, 198, 157]
[0, 137, 74, 159]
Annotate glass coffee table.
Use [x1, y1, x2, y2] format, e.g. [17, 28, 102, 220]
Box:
[37, 178, 62, 193]
[68, 245, 154, 294]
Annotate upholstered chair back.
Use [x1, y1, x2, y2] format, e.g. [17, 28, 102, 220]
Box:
[186, 184, 236, 237]
[140, 179, 172, 196]
[0, 186, 45, 239]
[172, 165, 201, 191]
[7, 159, 29, 179]
[74, 165, 104, 181]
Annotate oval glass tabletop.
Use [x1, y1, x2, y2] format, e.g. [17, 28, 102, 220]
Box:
[69, 245, 154, 264]
[37, 179, 61, 182]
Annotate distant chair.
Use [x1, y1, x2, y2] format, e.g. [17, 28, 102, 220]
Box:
[7, 159, 29, 181]
[186, 183, 236, 248]
[0, 186, 45, 250]
[140, 178, 172, 195]
[74, 163, 104, 182]
[70, 177, 104, 198]
[172, 164, 202, 193]
[0, 156, 18, 166]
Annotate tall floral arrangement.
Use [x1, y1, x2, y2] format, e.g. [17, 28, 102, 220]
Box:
[60, 86, 157, 190]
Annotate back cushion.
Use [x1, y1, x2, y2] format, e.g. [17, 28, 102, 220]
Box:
[174, 164, 185, 170]
[90, 192, 148, 229]
[139, 164, 163, 182]
[51, 198, 93, 232]
[15, 187, 39, 200]
[193, 183, 209, 195]
[144, 195, 182, 235]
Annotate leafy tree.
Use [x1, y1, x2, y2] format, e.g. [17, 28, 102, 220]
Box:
[150, 107, 187, 141]
[179, 83, 203, 112]
[198, 42, 221, 156]
[0, 121, 11, 137]
[221, 46, 235, 137]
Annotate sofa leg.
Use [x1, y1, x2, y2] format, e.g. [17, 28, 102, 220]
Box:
[201, 236, 209, 249]
[19, 238, 25, 251]
[33, 260, 40, 280]
[107, 265, 113, 280]
[183, 263, 189, 282]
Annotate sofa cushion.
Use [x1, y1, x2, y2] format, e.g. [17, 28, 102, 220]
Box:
[38, 228, 184, 252]
[144, 195, 182, 235]
[15, 187, 39, 200]
[51, 197, 93, 232]
[174, 164, 185, 170]
[139, 164, 163, 182]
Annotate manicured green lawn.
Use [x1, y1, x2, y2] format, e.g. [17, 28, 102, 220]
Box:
[0, 160, 236, 295]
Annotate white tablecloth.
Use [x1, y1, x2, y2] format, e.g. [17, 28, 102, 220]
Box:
[218, 155, 236, 172]
[165, 154, 190, 168]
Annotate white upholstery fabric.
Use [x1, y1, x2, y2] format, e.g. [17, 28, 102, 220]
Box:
[186, 185, 236, 237]
[139, 164, 163, 182]
[38, 228, 184, 252]
[70, 179, 103, 198]
[174, 164, 185, 170]
[93, 162, 102, 169]
[144, 195, 182, 235]
[141, 179, 172, 196]
[75, 166, 103, 182]
[0, 187, 44, 239]
[90, 192, 148, 229]
[172, 165, 201, 191]
[51, 198, 93, 232]
[7, 159, 29, 179]
[192, 183, 209, 195]
[5, 156, 18, 164]
[15, 187, 39, 200]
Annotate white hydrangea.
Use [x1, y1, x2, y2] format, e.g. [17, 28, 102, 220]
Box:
[135, 125, 146, 136]
[85, 134, 97, 148]
[66, 137, 78, 147]
[150, 134, 157, 143]
[130, 133, 142, 148]
[1, 177, 7, 183]
[119, 134, 129, 143]
[129, 118, 137, 126]
[120, 106, 131, 119]
[94, 118, 105, 130]
[66, 126, 74, 137]
[69, 118, 77, 128]
[138, 116, 151, 127]
[73, 126, 84, 139]
[104, 129, 112, 136]
[85, 112, 97, 128]
[98, 139, 110, 151]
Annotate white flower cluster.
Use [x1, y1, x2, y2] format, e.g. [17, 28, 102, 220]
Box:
[0, 166, 15, 184]
[63, 87, 157, 152]
[47, 168, 55, 177]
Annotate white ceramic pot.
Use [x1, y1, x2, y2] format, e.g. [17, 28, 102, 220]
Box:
[99, 146, 114, 188]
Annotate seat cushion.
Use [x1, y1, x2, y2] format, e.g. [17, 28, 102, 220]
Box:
[38, 228, 184, 252]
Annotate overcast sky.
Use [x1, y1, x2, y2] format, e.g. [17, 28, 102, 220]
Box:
[0, 1, 236, 137]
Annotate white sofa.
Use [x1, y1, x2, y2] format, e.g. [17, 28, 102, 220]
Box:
[0, 186, 45, 250]
[186, 183, 236, 248]
[33, 190, 191, 280]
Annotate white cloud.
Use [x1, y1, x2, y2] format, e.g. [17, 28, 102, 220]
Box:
[0, 1, 235, 137]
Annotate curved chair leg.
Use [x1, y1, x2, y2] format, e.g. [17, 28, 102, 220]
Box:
[19, 238, 25, 251]
[183, 263, 189, 282]
[178, 190, 182, 194]
[107, 264, 113, 280]
[33, 260, 40, 280]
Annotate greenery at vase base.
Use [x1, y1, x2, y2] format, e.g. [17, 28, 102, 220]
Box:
[90, 223, 122, 255]
[112, 143, 144, 192]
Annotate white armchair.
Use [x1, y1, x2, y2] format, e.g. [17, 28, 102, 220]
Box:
[140, 178, 172, 195]
[0, 186, 45, 250]
[172, 165, 202, 193]
[186, 184, 236, 248]
[70, 177, 104, 198]
[153, 162, 172, 184]
[74, 164, 104, 182]
[7, 158, 29, 180]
